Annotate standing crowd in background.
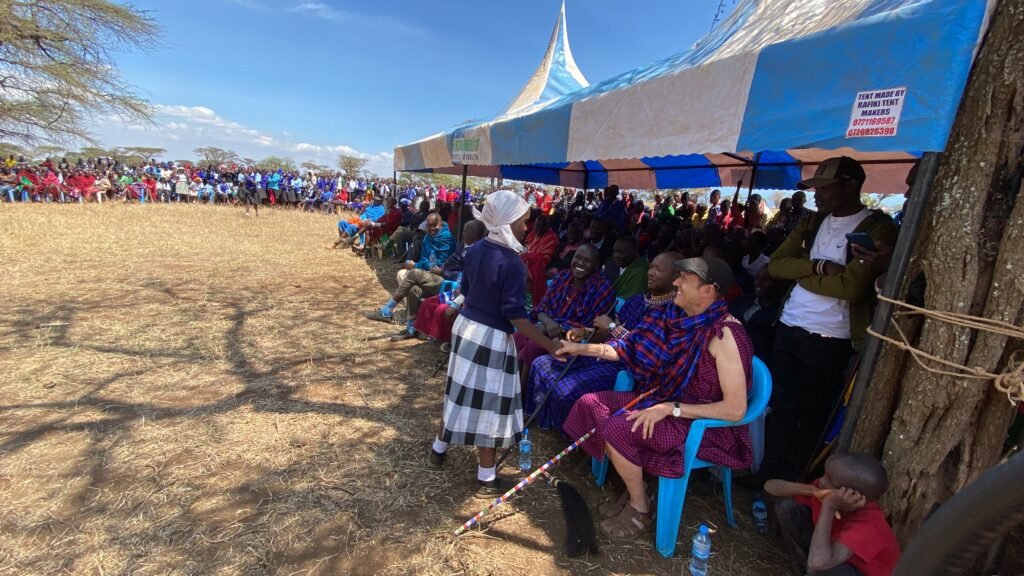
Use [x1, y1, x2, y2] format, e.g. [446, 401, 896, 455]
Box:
[0, 154, 403, 210]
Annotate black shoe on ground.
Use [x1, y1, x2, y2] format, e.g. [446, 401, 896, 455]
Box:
[390, 330, 416, 342]
[363, 309, 394, 323]
[475, 477, 516, 499]
[427, 449, 446, 470]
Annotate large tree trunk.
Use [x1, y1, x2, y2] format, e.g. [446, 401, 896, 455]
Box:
[850, 0, 1024, 542]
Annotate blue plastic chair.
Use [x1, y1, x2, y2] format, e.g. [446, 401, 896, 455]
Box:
[590, 357, 773, 558]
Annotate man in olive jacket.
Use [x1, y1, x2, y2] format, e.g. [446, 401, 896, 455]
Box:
[765, 156, 898, 480]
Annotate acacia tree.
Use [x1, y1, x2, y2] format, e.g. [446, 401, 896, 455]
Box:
[850, 0, 1023, 542]
[255, 156, 296, 173]
[300, 161, 328, 174]
[0, 142, 26, 158]
[193, 146, 239, 166]
[336, 154, 367, 179]
[76, 146, 112, 159]
[0, 0, 158, 145]
[29, 144, 64, 161]
[124, 146, 166, 161]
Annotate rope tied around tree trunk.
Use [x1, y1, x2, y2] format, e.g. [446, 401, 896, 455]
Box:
[866, 294, 1024, 405]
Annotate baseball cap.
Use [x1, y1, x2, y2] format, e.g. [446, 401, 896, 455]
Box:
[674, 257, 734, 296]
[797, 156, 866, 190]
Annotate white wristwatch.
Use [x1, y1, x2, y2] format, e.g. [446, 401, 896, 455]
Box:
[608, 322, 617, 331]
[672, 402, 681, 418]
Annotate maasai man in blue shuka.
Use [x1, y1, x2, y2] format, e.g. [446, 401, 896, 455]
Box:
[334, 196, 386, 247]
[407, 215, 454, 271]
[525, 252, 682, 430]
[513, 243, 615, 387]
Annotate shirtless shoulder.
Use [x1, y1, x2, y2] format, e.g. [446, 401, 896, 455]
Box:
[709, 317, 740, 357]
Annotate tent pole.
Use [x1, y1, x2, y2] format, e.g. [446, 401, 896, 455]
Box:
[836, 151, 941, 451]
[746, 152, 760, 204]
[457, 164, 468, 242]
[582, 167, 589, 195]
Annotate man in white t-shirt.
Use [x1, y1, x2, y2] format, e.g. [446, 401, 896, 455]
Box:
[764, 156, 898, 480]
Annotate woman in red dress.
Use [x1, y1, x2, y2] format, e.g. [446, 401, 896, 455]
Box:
[520, 213, 559, 304]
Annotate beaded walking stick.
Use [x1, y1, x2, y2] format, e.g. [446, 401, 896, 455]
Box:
[453, 388, 655, 536]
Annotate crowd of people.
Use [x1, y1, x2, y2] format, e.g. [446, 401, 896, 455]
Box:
[0, 154, 410, 210]
[346, 156, 907, 575]
[8, 148, 907, 570]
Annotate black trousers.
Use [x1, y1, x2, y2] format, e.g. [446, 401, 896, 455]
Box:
[776, 498, 862, 576]
[765, 323, 854, 480]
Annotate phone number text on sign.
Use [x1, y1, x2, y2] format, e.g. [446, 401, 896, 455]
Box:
[846, 87, 906, 138]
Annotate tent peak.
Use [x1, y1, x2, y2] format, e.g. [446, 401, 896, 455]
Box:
[502, 1, 589, 116]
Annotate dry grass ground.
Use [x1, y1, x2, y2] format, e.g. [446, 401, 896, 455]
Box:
[0, 204, 790, 575]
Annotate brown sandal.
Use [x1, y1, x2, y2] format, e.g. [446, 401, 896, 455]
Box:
[598, 491, 630, 519]
[598, 482, 653, 520]
[599, 502, 653, 540]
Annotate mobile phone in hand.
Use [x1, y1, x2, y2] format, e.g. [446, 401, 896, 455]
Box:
[845, 232, 876, 251]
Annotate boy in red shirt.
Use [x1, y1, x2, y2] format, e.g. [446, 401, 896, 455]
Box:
[766, 453, 901, 576]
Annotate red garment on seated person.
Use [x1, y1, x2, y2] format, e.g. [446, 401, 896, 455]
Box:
[413, 295, 455, 342]
[562, 319, 754, 478]
[521, 228, 559, 304]
[367, 207, 403, 242]
[794, 480, 901, 576]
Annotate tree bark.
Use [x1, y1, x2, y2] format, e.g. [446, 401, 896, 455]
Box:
[850, 0, 1024, 543]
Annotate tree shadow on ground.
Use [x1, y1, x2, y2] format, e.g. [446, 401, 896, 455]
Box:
[0, 208, 791, 575]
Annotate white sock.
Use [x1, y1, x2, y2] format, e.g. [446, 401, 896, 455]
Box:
[432, 437, 449, 454]
[477, 465, 496, 483]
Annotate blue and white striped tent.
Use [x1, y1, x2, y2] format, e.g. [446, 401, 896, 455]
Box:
[394, 0, 994, 194]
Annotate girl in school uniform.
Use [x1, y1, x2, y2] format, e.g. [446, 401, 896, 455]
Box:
[428, 190, 561, 497]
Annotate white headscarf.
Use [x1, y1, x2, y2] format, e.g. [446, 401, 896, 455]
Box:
[473, 190, 530, 253]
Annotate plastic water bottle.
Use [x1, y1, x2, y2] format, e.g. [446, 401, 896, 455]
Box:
[518, 429, 533, 472]
[752, 493, 768, 535]
[689, 524, 711, 576]
[428, 251, 437, 268]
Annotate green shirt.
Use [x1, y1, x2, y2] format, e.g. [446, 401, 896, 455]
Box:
[768, 209, 898, 351]
[613, 257, 649, 300]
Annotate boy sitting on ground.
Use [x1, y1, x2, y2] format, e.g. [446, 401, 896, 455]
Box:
[765, 453, 901, 576]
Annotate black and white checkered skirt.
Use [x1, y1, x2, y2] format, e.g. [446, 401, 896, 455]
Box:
[440, 315, 523, 449]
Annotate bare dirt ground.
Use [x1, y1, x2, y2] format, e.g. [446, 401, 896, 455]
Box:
[0, 204, 791, 575]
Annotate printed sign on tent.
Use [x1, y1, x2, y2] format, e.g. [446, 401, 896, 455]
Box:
[846, 87, 906, 138]
[451, 138, 481, 164]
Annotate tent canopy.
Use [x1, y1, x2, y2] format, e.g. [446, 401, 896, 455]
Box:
[501, 1, 588, 117]
[395, 0, 993, 194]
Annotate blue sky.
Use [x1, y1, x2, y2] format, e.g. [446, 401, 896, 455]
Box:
[96, 0, 730, 174]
